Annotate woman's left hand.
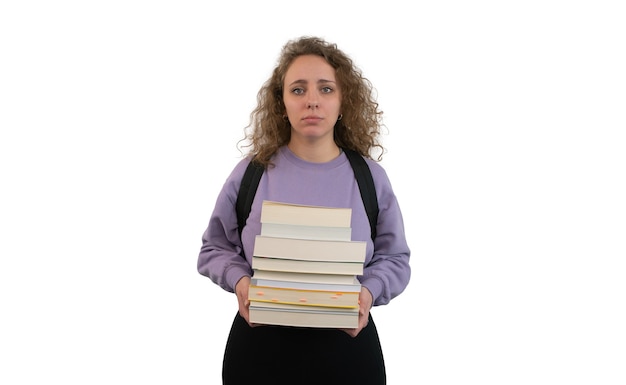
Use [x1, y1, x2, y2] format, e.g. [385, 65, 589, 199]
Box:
[341, 287, 373, 338]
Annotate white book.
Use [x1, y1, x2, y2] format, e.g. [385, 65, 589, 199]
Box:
[252, 270, 359, 285]
[261, 222, 352, 241]
[249, 301, 359, 328]
[251, 256, 364, 276]
[253, 235, 366, 263]
[250, 276, 361, 293]
[260, 200, 352, 228]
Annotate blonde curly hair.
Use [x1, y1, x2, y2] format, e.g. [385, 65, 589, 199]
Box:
[239, 36, 385, 167]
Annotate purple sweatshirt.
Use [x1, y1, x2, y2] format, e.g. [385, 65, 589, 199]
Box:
[197, 146, 411, 306]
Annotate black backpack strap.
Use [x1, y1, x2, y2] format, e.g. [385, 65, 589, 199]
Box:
[343, 148, 379, 241]
[236, 158, 265, 238]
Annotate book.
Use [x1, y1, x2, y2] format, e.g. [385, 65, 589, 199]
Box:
[249, 301, 359, 328]
[250, 276, 361, 293]
[260, 200, 352, 228]
[248, 200, 365, 328]
[251, 256, 364, 276]
[260, 222, 352, 241]
[253, 235, 366, 263]
[252, 270, 359, 285]
[248, 284, 360, 308]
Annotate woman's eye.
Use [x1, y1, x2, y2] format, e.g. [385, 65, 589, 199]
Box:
[321, 86, 333, 93]
[292, 88, 305, 95]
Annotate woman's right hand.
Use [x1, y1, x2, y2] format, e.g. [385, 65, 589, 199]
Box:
[235, 276, 256, 326]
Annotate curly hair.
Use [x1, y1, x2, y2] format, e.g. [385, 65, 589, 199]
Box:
[239, 36, 385, 167]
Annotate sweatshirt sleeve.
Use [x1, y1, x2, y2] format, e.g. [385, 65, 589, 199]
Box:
[359, 162, 412, 306]
[197, 158, 253, 293]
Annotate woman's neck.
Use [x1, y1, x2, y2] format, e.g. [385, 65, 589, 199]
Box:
[287, 139, 341, 163]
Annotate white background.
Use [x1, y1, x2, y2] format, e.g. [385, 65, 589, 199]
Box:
[1, 1, 625, 384]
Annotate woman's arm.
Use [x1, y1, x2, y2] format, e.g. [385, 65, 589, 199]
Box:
[197, 159, 253, 293]
[359, 163, 412, 306]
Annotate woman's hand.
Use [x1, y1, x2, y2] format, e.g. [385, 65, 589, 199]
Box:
[235, 276, 257, 326]
[341, 287, 373, 338]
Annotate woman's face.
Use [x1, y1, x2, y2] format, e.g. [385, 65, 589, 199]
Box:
[283, 55, 342, 144]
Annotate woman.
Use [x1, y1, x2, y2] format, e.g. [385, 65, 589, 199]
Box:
[198, 36, 411, 385]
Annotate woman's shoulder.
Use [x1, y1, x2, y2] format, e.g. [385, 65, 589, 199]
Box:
[361, 157, 398, 201]
[220, 156, 255, 196]
[363, 156, 390, 180]
[230, 155, 254, 177]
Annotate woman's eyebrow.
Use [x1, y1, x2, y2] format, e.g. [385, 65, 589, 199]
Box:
[287, 79, 337, 87]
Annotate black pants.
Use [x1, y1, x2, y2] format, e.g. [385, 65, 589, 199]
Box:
[222, 312, 386, 385]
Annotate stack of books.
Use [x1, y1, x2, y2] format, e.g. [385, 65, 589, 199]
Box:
[248, 200, 366, 328]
